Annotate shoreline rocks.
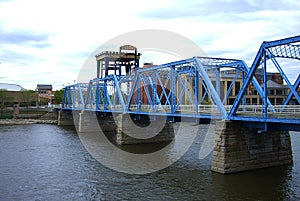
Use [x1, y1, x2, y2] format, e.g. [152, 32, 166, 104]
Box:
[0, 119, 58, 125]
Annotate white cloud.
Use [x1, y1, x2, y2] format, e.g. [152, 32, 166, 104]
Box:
[0, 0, 299, 90]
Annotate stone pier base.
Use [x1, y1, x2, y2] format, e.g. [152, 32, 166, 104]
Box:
[57, 110, 74, 126]
[211, 121, 293, 174]
[115, 114, 174, 145]
[78, 111, 101, 133]
[77, 112, 174, 145]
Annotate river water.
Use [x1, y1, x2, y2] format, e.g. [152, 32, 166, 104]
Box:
[0, 124, 299, 201]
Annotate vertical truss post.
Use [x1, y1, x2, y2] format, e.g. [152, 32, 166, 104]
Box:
[95, 82, 100, 110]
[241, 72, 246, 108]
[223, 70, 240, 104]
[77, 84, 85, 110]
[103, 80, 108, 110]
[152, 71, 158, 111]
[216, 68, 221, 97]
[170, 65, 177, 114]
[240, 60, 274, 112]
[137, 76, 141, 112]
[70, 86, 76, 109]
[263, 49, 268, 118]
[113, 84, 117, 110]
[195, 69, 199, 115]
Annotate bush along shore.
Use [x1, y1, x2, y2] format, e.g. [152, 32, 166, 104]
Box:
[0, 110, 58, 125]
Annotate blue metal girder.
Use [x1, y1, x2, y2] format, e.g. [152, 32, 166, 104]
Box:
[194, 57, 228, 118]
[197, 57, 246, 70]
[282, 74, 300, 107]
[229, 35, 300, 120]
[263, 49, 268, 118]
[263, 35, 300, 49]
[265, 50, 300, 104]
[62, 83, 87, 109]
[137, 58, 195, 73]
[222, 70, 240, 104]
[237, 120, 300, 132]
[126, 74, 139, 110]
[170, 65, 177, 114]
[229, 46, 264, 119]
[62, 35, 300, 131]
[268, 44, 300, 60]
[112, 75, 126, 112]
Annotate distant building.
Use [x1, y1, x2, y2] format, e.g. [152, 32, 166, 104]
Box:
[0, 83, 37, 106]
[0, 83, 25, 91]
[218, 69, 291, 105]
[36, 84, 54, 103]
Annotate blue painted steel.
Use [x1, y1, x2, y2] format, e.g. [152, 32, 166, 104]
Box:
[263, 49, 268, 118]
[222, 70, 240, 104]
[61, 35, 300, 131]
[282, 74, 300, 108]
[112, 75, 126, 112]
[263, 35, 300, 49]
[195, 72, 199, 115]
[170, 65, 177, 114]
[230, 35, 300, 121]
[194, 57, 227, 118]
[95, 82, 100, 110]
[77, 84, 85, 110]
[266, 50, 300, 104]
[216, 68, 220, 97]
[229, 46, 264, 118]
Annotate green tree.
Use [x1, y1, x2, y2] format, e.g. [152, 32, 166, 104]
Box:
[0, 89, 6, 117]
[0, 89, 12, 117]
[54, 89, 64, 104]
[20, 90, 37, 108]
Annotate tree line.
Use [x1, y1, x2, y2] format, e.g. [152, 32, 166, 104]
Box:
[0, 89, 64, 118]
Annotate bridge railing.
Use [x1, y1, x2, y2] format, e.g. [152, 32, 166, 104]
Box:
[225, 105, 300, 114]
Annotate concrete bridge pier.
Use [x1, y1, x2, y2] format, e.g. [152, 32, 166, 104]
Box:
[114, 114, 174, 145]
[57, 110, 74, 126]
[211, 121, 293, 174]
[78, 111, 101, 133]
[77, 112, 174, 145]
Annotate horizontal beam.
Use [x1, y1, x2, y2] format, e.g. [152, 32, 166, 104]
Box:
[238, 120, 300, 132]
[262, 35, 300, 48]
[230, 116, 300, 124]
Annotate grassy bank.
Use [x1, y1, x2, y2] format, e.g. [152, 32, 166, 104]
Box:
[0, 107, 52, 119]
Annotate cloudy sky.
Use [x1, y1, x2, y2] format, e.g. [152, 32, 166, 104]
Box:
[0, 0, 299, 90]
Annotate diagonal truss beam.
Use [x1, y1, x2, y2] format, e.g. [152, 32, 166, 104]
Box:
[229, 35, 300, 120]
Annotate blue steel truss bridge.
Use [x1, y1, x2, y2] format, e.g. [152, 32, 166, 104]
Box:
[61, 35, 300, 131]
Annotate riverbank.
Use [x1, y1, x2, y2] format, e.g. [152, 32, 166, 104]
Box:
[0, 119, 58, 125]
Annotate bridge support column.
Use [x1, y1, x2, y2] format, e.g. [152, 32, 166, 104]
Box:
[57, 110, 74, 126]
[211, 121, 293, 174]
[115, 114, 174, 145]
[78, 111, 106, 133]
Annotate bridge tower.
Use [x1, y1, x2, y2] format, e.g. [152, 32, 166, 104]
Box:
[95, 45, 141, 78]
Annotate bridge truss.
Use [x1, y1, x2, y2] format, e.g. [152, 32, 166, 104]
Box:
[62, 35, 300, 131]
